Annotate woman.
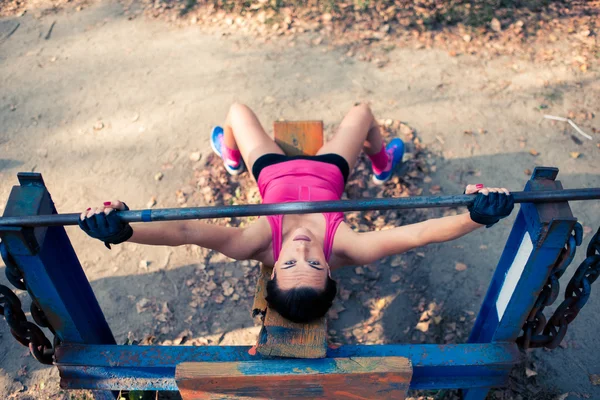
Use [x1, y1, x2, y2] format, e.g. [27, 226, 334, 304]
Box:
[79, 103, 514, 323]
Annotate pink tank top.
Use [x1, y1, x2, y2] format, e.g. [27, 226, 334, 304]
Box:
[257, 159, 345, 262]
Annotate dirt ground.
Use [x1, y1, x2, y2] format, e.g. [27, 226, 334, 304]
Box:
[1, 1, 599, 399]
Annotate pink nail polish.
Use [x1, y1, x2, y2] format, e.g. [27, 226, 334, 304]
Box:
[104, 202, 111, 206]
[476, 184, 484, 189]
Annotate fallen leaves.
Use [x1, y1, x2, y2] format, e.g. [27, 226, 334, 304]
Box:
[529, 149, 540, 156]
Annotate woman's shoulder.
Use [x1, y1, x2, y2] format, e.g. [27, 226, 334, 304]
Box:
[244, 218, 275, 265]
[329, 222, 357, 269]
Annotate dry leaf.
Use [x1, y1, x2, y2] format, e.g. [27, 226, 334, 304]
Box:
[415, 321, 430, 332]
[525, 367, 538, 378]
[455, 262, 468, 272]
[93, 121, 104, 131]
[569, 152, 581, 159]
[17, 366, 27, 377]
[529, 149, 539, 156]
[339, 287, 352, 301]
[146, 196, 157, 208]
[390, 274, 401, 283]
[390, 257, 403, 267]
[490, 18, 501, 32]
[524, 169, 532, 175]
[136, 298, 151, 313]
[429, 185, 441, 194]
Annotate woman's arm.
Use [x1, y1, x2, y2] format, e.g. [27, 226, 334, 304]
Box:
[339, 213, 481, 266]
[80, 201, 268, 261]
[337, 185, 513, 266]
[129, 221, 264, 260]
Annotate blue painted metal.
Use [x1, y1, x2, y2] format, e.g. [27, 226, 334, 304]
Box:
[54, 343, 520, 391]
[1, 169, 586, 399]
[466, 167, 577, 400]
[0, 173, 117, 400]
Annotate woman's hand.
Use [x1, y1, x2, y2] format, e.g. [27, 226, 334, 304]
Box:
[465, 184, 514, 228]
[79, 200, 133, 248]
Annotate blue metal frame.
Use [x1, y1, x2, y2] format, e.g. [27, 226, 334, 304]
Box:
[465, 167, 576, 400]
[0, 168, 583, 399]
[54, 343, 520, 391]
[0, 173, 116, 400]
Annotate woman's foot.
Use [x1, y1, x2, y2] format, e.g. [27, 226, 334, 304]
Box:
[372, 138, 404, 185]
[210, 126, 245, 175]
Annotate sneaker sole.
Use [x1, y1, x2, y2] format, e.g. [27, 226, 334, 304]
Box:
[372, 175, 390, 185]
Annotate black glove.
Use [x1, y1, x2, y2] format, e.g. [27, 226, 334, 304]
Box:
[468, 192, 514, 228]
[78, 203, 133, 249]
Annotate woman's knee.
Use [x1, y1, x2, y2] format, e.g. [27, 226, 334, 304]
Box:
[228, 102, 251, 117]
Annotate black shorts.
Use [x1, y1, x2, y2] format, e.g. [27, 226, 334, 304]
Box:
[252, 153, 350, 183]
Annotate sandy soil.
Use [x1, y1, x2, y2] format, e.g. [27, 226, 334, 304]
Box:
[1, 1, 599, 399]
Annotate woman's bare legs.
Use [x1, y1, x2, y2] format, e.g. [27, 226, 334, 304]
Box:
[222, 103, 284, 173]
[316, 104, 384, 170]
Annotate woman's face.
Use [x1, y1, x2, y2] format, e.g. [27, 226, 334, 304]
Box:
[272, 227, 330, 290]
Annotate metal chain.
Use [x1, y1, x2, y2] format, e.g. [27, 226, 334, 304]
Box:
[0, 241, 26, 290]
[518, 223, 600, 350]
[0, 241, 55, 364]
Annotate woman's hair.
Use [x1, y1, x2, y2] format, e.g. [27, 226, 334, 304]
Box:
[266, 274, 337, 323]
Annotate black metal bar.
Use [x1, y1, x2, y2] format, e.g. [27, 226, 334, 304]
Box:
[0, 188, 599, 228]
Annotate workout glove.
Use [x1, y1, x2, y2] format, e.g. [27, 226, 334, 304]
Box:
[468, 192, 514, 228]
[78, 204, 133, 249]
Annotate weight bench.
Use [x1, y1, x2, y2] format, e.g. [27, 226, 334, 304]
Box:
[175, 121, 412, 398]
[252, 121, 327, 359]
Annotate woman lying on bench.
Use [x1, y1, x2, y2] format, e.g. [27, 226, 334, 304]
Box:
[79, 103, 514, 323]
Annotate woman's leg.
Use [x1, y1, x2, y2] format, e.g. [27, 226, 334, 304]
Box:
[317, 104, 403, 184]
[217, 103, 284, 173]
[317, 104, 384, 170]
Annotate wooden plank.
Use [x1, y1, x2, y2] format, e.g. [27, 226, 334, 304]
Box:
[257, 307, 327, 359]
[176, 357, 412, 400]
[252, 264, 327, 359]
[274, 121, 323, 156]
[251, 264, 271, 318]
[251, 120, 327, 359]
